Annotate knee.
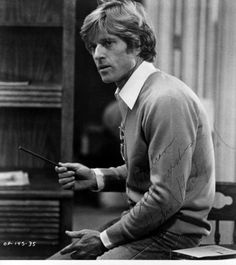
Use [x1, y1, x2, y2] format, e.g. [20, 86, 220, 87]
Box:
[96, 246, 133, 260]
[97, 250, 114, 260]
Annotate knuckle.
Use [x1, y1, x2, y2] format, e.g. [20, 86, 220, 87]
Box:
[58, 167, 67, 172]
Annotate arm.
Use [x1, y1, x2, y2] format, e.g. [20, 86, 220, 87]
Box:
[101, 96, 198, 247]
[56, 163, 127, 192]
[55, 162, 97, 190]
[55, 164, 128, 257]
[94, 164, 127, 192]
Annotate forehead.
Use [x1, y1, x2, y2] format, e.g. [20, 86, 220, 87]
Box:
[88, 29, 120, 44]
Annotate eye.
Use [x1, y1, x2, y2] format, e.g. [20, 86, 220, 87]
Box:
[87, 43, 96, 54]
[103, 39, 113, 48]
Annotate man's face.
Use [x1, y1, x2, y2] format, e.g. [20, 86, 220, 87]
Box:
[88, 31, 139, 87]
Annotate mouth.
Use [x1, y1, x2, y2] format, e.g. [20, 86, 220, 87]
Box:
[98, 65, 111, 72]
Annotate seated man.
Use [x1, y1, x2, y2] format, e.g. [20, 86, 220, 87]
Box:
[50, 0, 215, 260]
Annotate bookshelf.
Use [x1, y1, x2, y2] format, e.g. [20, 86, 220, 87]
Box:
[0, 0, 76, 169]
[0, 187, 73, 259]
[0, 0, 75, 258]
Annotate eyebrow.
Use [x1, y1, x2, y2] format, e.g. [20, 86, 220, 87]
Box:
[87, 37, 116, 49]
[92, 34, 117, 43]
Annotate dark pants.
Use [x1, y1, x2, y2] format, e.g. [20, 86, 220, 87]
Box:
[98, 230, 201, 259]
[48, 216, 201, 260]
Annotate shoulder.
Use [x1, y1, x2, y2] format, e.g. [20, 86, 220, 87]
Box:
[137, 71, 205, 124]
[139, 71, 196, 107]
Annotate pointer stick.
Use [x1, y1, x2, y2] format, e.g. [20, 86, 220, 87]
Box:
[18, 146, 59, 167]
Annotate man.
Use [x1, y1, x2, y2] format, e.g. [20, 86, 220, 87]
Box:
[52, 0, 215, 260]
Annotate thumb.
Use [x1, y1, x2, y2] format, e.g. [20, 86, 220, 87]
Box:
[59, 162, 78, 171]
[65, 230, 84, 238]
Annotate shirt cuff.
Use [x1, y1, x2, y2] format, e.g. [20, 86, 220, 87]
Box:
[100, 230, 114, 249]
[91, 168, 104, 192]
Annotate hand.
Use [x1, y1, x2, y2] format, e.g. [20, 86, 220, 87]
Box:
[55, 162, 97, 191]
[60, 229, 107, 259]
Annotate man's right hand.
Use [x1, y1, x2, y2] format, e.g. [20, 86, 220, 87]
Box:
[55, 162, 97, 191]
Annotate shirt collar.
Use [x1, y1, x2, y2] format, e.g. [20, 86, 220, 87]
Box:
[115, 61, 158, 110]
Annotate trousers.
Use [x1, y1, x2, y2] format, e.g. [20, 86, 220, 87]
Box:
[48, 228, 201, 260]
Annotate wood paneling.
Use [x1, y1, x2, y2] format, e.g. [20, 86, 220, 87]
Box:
[0, 0, 63, 26]
[0, 108, 60, 168]
[0, 188, 73, 259]
[61, 0, 76, 161]
[0, 0, 76, 167]
[0, 27, 62, 82]
[0, 83, 62, 108]
[0, 199, 60, 244]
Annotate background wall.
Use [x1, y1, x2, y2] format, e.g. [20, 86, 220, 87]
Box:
[144, 0, 236, 244]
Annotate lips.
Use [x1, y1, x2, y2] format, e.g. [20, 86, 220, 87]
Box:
[98, 65, 111, 71]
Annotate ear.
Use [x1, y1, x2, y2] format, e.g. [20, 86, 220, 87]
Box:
[134, 44, 141, 57]
[126, 41, 141, 56]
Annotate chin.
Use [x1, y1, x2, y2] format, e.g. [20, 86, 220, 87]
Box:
[100, 76, 114, 84]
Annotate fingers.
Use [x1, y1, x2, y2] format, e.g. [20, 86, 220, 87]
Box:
[60, 230, 102, 259]
[60, 230, 86, 255]
[58, 171, 75, 180]
[57, 170, 75, 188]
[65, 229, 90, 238]
[58, 162, 81, 171]
[55, 163, 82, 178]
[55, 165, 65, 173]
[55, 163, 75, 189]
[55, 162, 91, 191]
[60, 243, 75, 255]
[61, 180, 75, 190]
[65, 231, 83, 238]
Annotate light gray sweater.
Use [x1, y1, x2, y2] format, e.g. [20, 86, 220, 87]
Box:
[99, 70, 215, 247]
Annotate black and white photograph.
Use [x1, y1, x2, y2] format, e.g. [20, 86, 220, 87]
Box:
[0, 0, 235, 262]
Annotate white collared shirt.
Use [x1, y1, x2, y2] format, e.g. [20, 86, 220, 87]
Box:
[115, 61, 158, 111]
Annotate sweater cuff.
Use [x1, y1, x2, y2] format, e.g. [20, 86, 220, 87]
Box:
[91, 168, 104, 192]
[100, 230, 114, 249]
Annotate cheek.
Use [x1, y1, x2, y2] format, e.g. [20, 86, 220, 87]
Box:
[115, 55, 136, 72]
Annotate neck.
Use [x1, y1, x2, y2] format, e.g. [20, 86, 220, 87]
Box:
[116, 58, 144, 89]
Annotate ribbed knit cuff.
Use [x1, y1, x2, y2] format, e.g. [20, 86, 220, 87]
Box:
[91, 168, 104, 192]
[100, 230, 114, 249]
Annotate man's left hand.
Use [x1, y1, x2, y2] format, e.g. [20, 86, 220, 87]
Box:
[60, 229, 107, 259]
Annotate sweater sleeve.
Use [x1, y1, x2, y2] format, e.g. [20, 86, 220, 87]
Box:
[103, 95, 199, 246]
[98, 164, 127, 192]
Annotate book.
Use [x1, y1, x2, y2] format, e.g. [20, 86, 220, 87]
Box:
[0, 81, 30, 86]
[0, 171, 30, 187]
[172, 245, 236, 259]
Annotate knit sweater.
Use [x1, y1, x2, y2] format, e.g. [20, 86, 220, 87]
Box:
[98, 62, 215, 248]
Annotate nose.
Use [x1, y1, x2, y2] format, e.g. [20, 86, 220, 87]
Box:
[93, 44, 105, 61]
